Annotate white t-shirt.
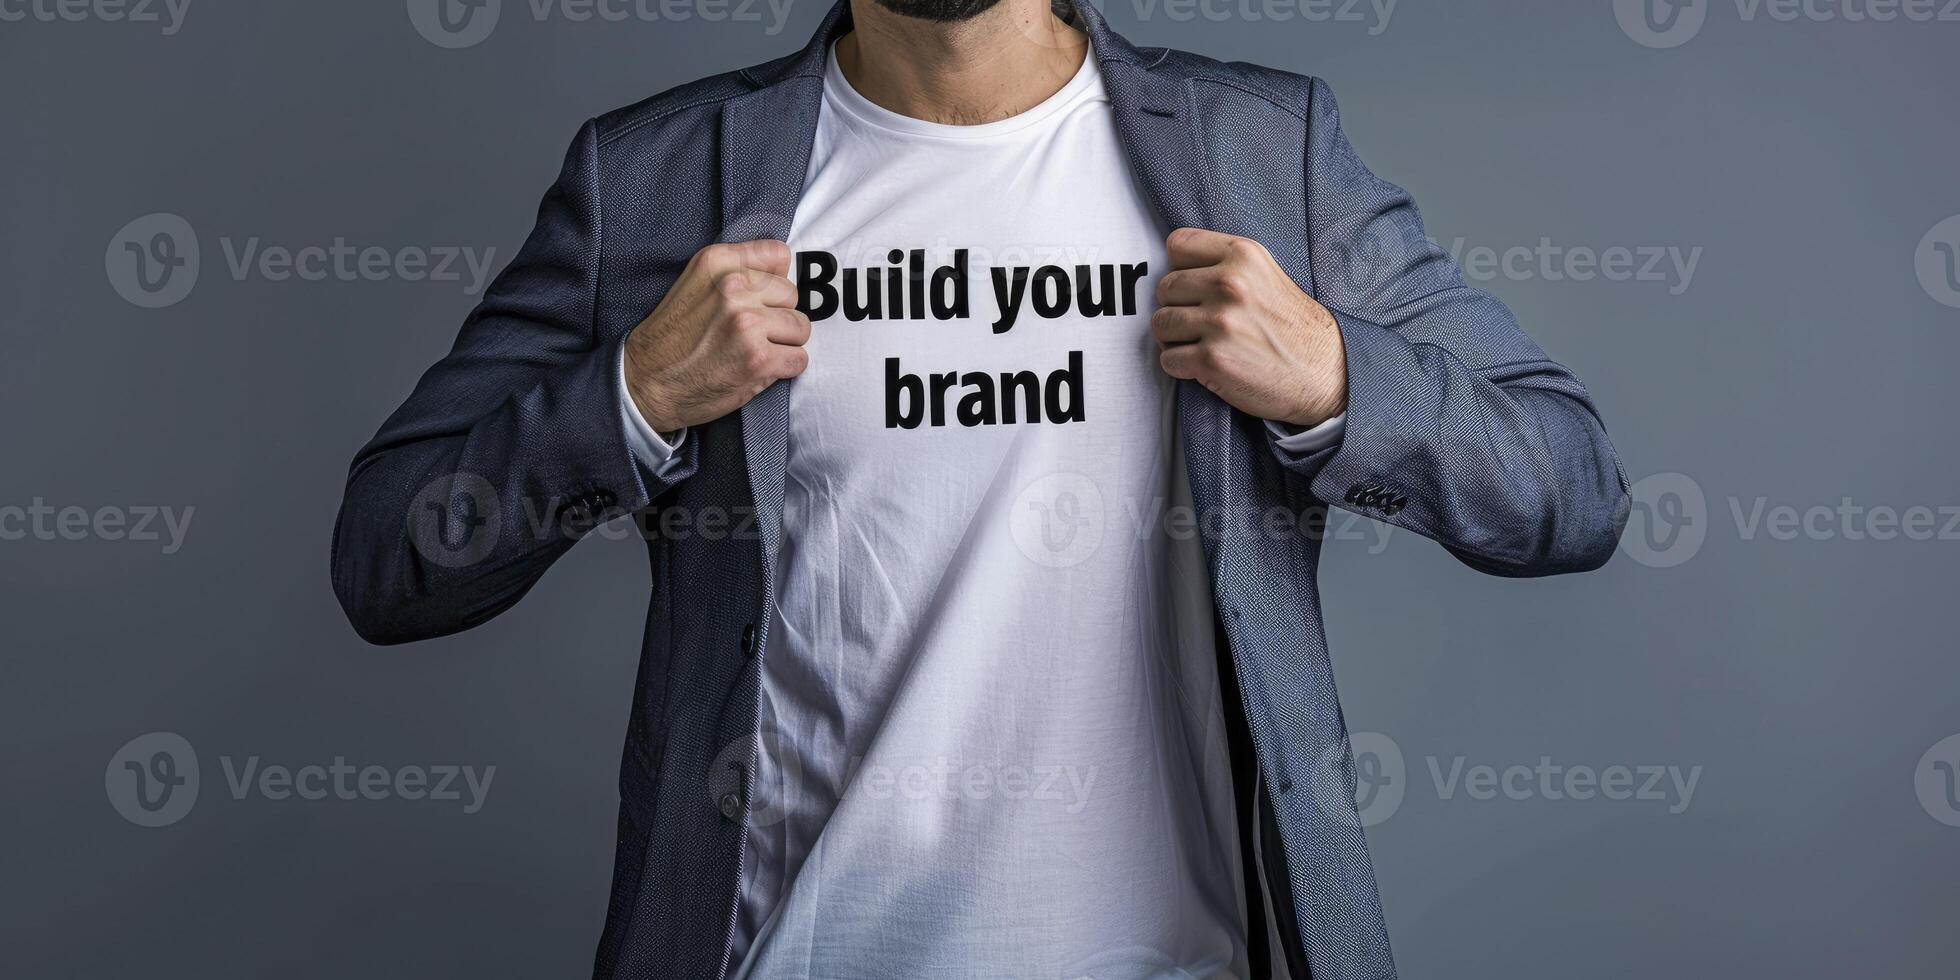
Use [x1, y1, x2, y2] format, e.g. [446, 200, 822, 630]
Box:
[618, 39, 1341, 980]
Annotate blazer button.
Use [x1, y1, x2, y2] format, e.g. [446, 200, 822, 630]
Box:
[717, 790, 743, 822]
[740, 622, 757, 658]
[558, 500, 593, 531]
[592, 489, 617, 510]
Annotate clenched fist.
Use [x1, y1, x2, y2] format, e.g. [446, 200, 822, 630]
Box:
[623, 239, 811, 433]
[1153, 227, 1347, 429]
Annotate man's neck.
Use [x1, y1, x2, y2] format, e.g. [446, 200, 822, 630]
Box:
[836, 0, 1088, 126]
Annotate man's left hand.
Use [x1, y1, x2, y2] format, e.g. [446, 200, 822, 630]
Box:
[1153, 227, 1348, 429]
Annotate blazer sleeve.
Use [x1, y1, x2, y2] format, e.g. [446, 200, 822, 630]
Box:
[1278, 78, 1630, 576]
[330, 119, 698, 644]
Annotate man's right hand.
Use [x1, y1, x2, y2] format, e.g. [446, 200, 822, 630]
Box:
[623, 239, 810, 434]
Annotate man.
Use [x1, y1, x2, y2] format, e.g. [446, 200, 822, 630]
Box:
[331, 0, 1629, 977]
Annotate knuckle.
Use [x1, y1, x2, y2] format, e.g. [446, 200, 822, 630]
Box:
[728, 308, 765, 334]
[715, 272, 750, 302]
[740, 343, 773, 377]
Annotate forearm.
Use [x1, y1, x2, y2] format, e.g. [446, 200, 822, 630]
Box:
[331, 343, 683, 643]
[1283, 307, 1627, 574]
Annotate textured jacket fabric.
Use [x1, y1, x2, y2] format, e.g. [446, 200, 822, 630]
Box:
[330, 3, 1630, 977]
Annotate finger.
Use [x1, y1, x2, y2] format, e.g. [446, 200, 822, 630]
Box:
[1150, 306, 1212, 346]
[730, 307, 810, 346]
[1166, 227, 1241, 270]
[1158, 340, 1211, 382]
[714, 268, 797, 310]
[767, 343, 809, 380]
[763, 307, 812, 346]
[746, 269, 800, 309]
[1155, 268, 1225, 307]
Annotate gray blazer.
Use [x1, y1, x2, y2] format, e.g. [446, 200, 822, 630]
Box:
[331, 2, 1630, 977]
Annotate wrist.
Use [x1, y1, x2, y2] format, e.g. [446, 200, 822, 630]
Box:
[622, 342, 679, 433]
[1284, 374, 1347, 428]
[1279, 303, 1347, 428]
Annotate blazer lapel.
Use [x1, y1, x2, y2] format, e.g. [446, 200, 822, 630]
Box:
[719, 1, 846, 577]
[1079, 3, 1236, 561]
[720, 83, 821, 580]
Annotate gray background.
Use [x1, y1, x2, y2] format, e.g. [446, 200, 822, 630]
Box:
[6, 0, 1958, 976]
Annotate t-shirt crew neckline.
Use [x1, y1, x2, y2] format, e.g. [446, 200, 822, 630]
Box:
[822, 39, 1101, 141]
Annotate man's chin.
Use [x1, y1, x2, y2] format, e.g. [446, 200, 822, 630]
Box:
[870, 0, 1009, 23]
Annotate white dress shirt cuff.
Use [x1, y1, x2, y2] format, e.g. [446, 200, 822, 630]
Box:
[616, 343, 687, 474]
[1266, 412, 1346, 455]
